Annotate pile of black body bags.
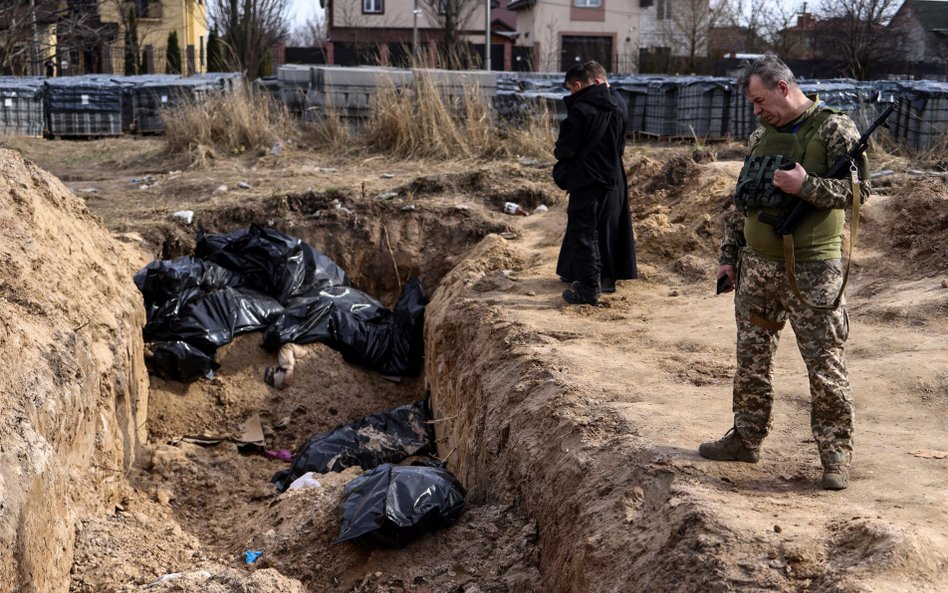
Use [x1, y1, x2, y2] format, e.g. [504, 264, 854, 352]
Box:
[134, 224, 427, 382]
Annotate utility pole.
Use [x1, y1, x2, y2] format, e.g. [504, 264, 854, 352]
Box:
[413, 0, 419, 60]
[484, 0, 491, 71]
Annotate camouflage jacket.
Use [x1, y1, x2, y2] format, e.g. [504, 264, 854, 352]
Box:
[720, 108, 872, 266]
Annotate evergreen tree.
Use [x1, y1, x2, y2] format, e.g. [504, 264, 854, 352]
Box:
[124, 9, 139, 75]
[206, 28, 224, 72]
[166, 30, 182, 74]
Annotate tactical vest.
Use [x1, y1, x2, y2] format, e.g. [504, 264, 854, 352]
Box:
[741, 105, 844, 262]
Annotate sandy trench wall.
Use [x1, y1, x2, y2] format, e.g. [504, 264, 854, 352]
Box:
[0, 149, 148, 593]
[424, 235, 739, 593]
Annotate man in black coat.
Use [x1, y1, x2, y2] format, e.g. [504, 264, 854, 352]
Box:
[556, 62, 638, 292]
[552, 63, 624, 305]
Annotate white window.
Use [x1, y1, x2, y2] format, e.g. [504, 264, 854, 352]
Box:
[575, 0, 602, 7]
[363, 0, 383, 14]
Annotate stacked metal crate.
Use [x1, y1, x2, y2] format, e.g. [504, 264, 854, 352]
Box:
[890, 80, 948, 150]
[676, 77, 733, 139]
[114, 75, 180, 132]
[728, 89, 757, 140]
[45, 76, 123, 137]
[644, 78, 680, 136]
[611, 75, 652, 133]
[507, 73, 566, 123]
[134, 77, 219, 134]
[0, 77, 45, 137]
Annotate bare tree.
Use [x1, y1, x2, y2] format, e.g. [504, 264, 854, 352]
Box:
[420, 0, 480, 68]
[656, 0, 731, 72]
[814, 0, 900, 79]
[0, 0, 65, 75]
[208, 0, 290, 76]
[289, 14, 326, 47]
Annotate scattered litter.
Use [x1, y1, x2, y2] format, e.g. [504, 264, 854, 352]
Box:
[244, 550, 263, 564]
[287, 472, 322, 490]
[401, 204, 416, 212]
[271, 399, 433, 492]
[265, 449, 294, 462]
[238, 181, 252, 190]
[235, 413, 266, 453]
[214, 185, 228, 194]
[503, 202, 528, 216]
[271, 142, 283, 156]
[139, 184, 150, 190]
[376, 191, 398, 200]
[518, 156, 538, 166]
[870, 169, 895, 179]
[332, 199, 342, 209]
[168, 170, 182, 176]
[533, 204, 549, 214]
[501, 269, 518, 280]
[910, 449, 948, 459]
[316, 167, 338, 173]
[499, 231, 517, 240]
[380, 173, 395, 179]
[145, 571, 211, 589]
[80, 188, 98, 194]
[131, 176, 156, 185]
[334, 463, 466, 547]
[339, 207, 353, 215]
[171, 210, 194, 225]
[454, 204, 470, 211]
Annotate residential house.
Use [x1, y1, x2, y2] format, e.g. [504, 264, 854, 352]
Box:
[707, 25, 767, 59]
[888, 0, 948, 66]
[506, 0, 709, 73]
[0, 0, 207, 76]
[323, 0, 519, 69]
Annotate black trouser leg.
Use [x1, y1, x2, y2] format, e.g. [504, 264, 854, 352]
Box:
[565, 194, 602, 295]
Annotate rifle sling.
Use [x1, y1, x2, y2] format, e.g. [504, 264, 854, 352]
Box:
[782, 161, 860, 312]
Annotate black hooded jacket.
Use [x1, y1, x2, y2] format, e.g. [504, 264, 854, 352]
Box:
[553, 83, 623, 194]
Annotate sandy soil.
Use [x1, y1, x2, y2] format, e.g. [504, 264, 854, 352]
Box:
[2, 134, 945, 593]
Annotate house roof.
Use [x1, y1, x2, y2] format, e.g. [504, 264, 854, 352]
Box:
[507, 0, 537, 11]
[906, 0, 948, 31]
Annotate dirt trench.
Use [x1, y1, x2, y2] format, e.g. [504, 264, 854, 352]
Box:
[5, 143, 947, 593]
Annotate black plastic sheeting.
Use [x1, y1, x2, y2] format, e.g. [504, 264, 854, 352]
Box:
[262, 278, 427, 376]
[195, 225, 351, 303]
[149, 341, 220, 383]
[334, 463, 466, 547]
[272, 400, 433, 492]
[134, 225, 427, 382]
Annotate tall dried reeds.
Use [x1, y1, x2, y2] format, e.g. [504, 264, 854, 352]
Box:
[362, 70, 556, 161]
[162, 82, 295, 165]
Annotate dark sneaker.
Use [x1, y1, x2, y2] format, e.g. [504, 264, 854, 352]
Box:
[698, 428, 760, 463]
[822, 466, 850, 490]
[562, 281, 599, 306]
[601, 281, 616, 294]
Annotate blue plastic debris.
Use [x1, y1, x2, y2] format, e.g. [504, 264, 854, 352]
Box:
[244, 550, 263, 564]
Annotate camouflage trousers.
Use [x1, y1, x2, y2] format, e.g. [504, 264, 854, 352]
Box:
[732, 248, 854, 468]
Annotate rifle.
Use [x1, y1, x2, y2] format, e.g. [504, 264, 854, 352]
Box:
[758, 98, 900, 235]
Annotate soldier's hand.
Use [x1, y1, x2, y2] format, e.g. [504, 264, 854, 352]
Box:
[773, 163, 806, 195]
[717, 265, 735, 293]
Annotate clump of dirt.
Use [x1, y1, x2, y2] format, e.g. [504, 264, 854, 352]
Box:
[881, 178, 948, 274]
[644, 154, 701, 194]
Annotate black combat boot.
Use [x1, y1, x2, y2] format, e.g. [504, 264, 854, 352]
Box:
[698, 427, 760, 463]
[562, 281, 599, 306]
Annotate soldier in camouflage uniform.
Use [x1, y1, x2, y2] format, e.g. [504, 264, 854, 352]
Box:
[699, 54, 870, 490]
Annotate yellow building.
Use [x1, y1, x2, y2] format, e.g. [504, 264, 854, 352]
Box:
[54, 0, 208, 75]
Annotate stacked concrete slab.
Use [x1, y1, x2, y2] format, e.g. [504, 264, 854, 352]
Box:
[612, 76, 653, 133]
[0, 76, 45, 137]
[277, 64, 316, 115]
[644, 78, 680, 136]
[306, 66, 498, 120]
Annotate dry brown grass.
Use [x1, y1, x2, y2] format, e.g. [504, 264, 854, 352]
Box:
[162, 82, 296, 166]
[363, 70, 555, 161]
